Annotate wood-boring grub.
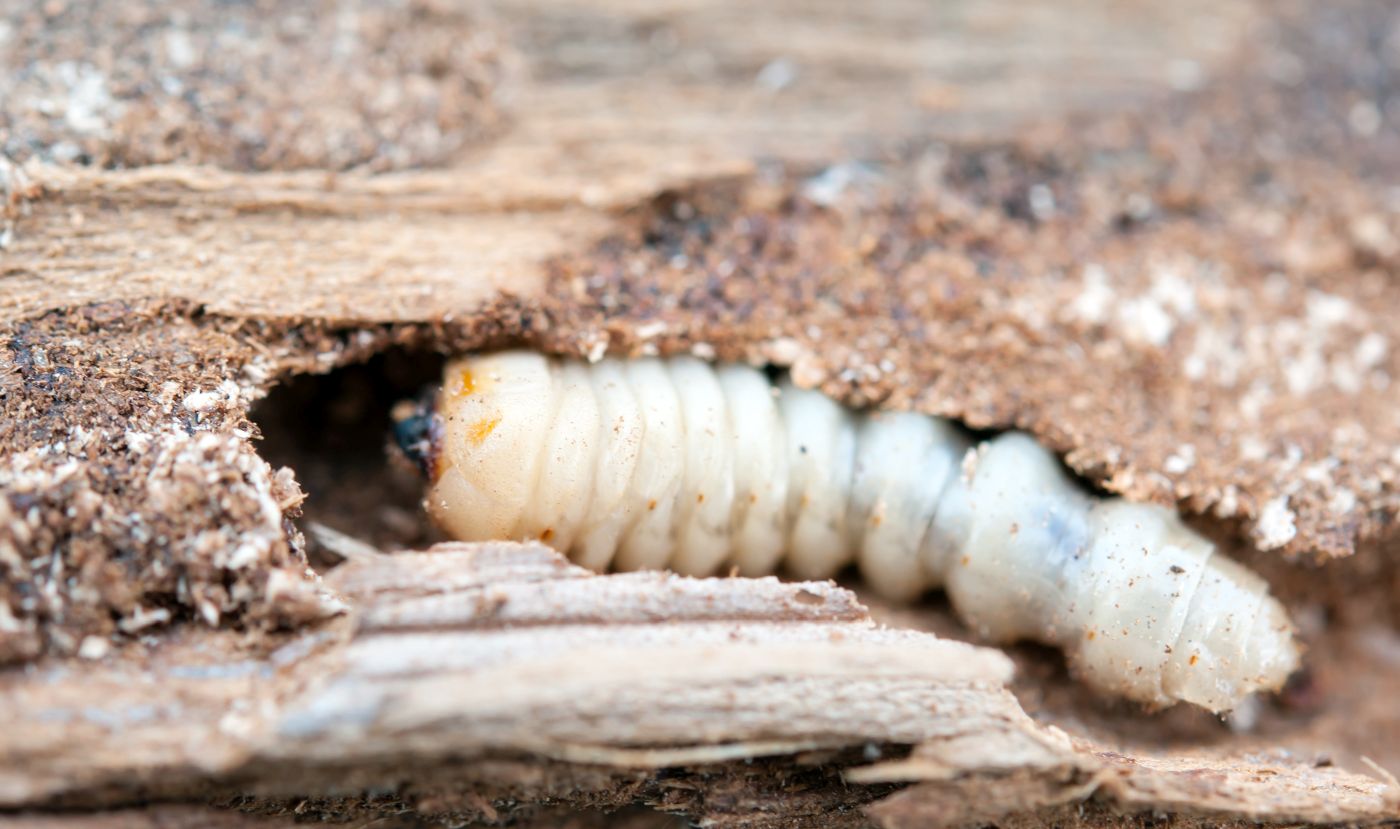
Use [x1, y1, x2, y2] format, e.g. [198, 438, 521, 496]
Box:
[416, 351, 1299, 712]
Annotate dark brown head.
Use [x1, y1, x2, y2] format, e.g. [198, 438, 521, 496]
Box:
[390, 389, 442, 479]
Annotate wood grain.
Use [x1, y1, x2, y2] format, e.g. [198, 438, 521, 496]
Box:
[5, 0, 1400, 825]
[3, 543, 1394, 826]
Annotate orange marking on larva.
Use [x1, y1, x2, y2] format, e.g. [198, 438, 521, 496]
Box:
[451, 368, 476, 399]
[1189, 653, 1200, 666]
[696, 493, 705, 503]
[648, 499, 658, 511]
[467, 416, 500, 445]
[540, 528, 555, 542]
[1086, 630, 1096, 641]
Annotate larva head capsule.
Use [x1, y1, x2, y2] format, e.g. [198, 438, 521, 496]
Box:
[390, 393, 442, 478]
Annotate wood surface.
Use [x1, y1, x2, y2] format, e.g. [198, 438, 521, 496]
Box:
[3, 0, 1400, 826]
[4, 544, 1393, 827]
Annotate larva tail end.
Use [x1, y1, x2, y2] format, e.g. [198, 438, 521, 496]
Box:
[390, 389, 443, 480]
[1166, 586, 1303, 714]
[1196, 595, 1301, 715]
[1237, 594, 1304, 707]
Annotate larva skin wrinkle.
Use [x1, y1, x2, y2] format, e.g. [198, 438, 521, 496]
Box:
[422, 351, 1300, 713]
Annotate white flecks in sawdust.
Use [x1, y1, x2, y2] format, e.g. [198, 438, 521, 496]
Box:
[1177, 279, 1391, 421]
[1236, 381, 1275, 424]
[1328, 487, 1358, 516]
[241, 355, 278, 386]
[1305, 290, 1354, 328]
[1356, 332, 1389, 369]
[14, 61, 122, 161]
[123, 430, 153, 453]
[764, 336, 808, 367]
[585, 334, 609, 364]
[1007, 290, 1054, 331]
[1070, 264, 1115, 325]
[118, 425, 333, 627]
[789, 354, 828, 390]
[77, 635, 110, 660]
[1184, 325, 1244, 384]
[1302, 459, 1341, 488]
[58, 62, 117, 135]
[182, 389, 222, 412]
[1115, 262, 1203, 348]
[801, 162, 882, 208]
[1276, 290, 1387, 397]
[118, 604, 172, 633]
[163, 28, 197, 71]
[1214, 484, 1242, 519]
[1069, 260, 1205, 350]
[1163, 444, 1196, 475]
[183, 378, 259, 415]
[2, 356, 341, 654]
[1349, 213, 1400, 258]
[634, 320, 668, 341]
[1027, 183, 1056, 221]
[1149, 263, 1201, 317]
[1255, 495, 1299, 550]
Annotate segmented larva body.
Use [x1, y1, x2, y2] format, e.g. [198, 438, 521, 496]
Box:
[421, 351, 1299, 712]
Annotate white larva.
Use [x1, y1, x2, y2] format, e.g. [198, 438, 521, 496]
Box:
[417, 350, 1300, 713]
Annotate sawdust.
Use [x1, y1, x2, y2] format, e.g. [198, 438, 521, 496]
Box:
[0, 0, 510, 171]
[536, 0, 1400, 564]
[0, 302, 329, 660]
[0, 297, 541, 662]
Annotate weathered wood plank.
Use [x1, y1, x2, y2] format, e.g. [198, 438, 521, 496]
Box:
[0, 544, 1019, 812]
[2, 543, 1393, 827]
[4, 0, 1400, 826]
